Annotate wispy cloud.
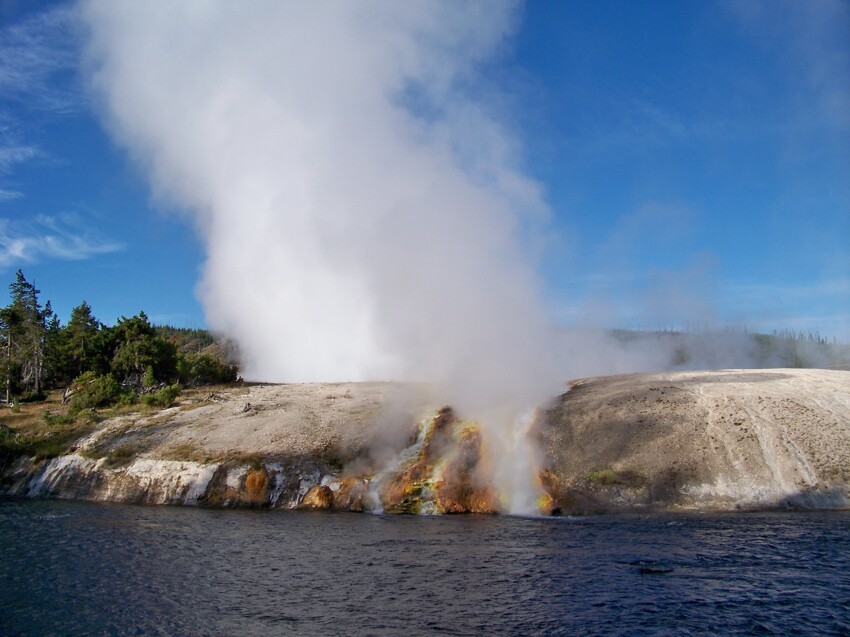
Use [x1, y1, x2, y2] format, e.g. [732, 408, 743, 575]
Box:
[0, 4, 81, 199]
[0, 143, 38, 173]
[0, 136, 39, 200]
[0, 5, 80, 114]
[0, 213, 123, 267]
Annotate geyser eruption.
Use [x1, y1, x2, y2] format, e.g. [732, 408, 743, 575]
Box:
[81, 1, 561, 514]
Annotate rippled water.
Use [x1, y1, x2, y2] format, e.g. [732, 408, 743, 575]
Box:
[1, 499, 849, 636]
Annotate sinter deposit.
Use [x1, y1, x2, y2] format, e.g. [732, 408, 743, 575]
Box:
[3, 369, 849, 513]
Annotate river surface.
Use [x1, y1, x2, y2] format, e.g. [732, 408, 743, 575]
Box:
[1, 499, 848, 636]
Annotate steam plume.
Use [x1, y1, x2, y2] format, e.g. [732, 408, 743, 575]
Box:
[80, 1, 562, 512]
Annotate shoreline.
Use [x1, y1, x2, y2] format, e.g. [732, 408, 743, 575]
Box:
[2, 369, 848, 514]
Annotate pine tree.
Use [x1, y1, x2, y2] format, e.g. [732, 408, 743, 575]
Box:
[0, 304, 22, 404]
[111, 312, 177, 385]
[60, 301, 103, 382]
[6, 271, 51, 398]
[42, 305, 64, 388]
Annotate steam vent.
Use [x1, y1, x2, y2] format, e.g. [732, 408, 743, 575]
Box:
[3, 369, 850, 514]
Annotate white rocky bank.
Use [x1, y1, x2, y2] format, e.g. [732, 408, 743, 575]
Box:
[3, 369, 849, 513]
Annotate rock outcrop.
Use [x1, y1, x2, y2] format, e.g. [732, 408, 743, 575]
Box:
[541, 369, 850, 511]
[300, 485, 334, 510]
[2, 369, 848, 513]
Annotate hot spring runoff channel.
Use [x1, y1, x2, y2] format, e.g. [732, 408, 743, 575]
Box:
[1, 499, 848, 635]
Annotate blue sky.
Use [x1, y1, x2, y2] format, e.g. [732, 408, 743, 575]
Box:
[0, 0, 848, 339]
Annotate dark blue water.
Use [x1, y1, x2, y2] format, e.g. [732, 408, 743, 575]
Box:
[1, 499, 849, 636]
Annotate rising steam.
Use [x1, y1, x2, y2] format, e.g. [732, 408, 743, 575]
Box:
[80, 1, 562, 513]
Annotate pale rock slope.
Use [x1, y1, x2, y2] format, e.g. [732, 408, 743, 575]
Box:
[542, 369, 850, 510]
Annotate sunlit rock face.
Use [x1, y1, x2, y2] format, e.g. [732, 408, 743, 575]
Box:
[300, 485, 334, 510]
[540, 369, 850, 512]
[22, 455, 219, 506]
[244, 468, 270, 502]
[2, 382, 544, 514]
[379, 408, 500, 515]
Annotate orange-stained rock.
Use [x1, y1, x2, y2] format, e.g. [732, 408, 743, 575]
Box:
[300, 485, 333, 510]
[538, 469, 561, 515]
[381, 462, 430, 513]
[380, 407, 458, 514]
[332, 477, 369, 512]
[436, 425, 499, 514]
[244, 467, 269, 503]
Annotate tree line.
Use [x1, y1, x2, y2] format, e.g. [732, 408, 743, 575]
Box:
[0, 270, 238, 405]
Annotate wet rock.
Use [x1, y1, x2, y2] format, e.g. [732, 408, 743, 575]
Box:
[436, 426, 498, 514]
[380, 410, 457, 514]
[331, 477, 369, 512]
[300, 485, 333, 510]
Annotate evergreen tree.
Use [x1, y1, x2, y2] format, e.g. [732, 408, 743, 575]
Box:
[0, 304, 23, 404]
[42, 302, 63, 389]
[6, 271, 51, 398]
[110, 312, 177, 384]
[58, 301, 103, 382]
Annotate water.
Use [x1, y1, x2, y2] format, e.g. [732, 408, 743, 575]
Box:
[1, 499, 849, 636]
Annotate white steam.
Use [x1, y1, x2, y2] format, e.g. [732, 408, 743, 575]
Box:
[80, 1, 562, 512]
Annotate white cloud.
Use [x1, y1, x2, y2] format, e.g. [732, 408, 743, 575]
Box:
[0, 214, 123, 266]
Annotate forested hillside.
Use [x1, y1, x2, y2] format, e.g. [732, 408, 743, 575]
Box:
[606, 328, 850, 371]
[0, 270, 237, 405]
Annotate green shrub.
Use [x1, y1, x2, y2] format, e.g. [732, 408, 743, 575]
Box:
[142, 365, 156, 388]
[115, 392, 138, 407]
[141, 383, 181, 408]
[69, 372, 121, 410]
[177, 353, 238, 386]
[43, 410, 76, 427]
[32, 438, 70, 462]
[585, 468, 645, 487]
